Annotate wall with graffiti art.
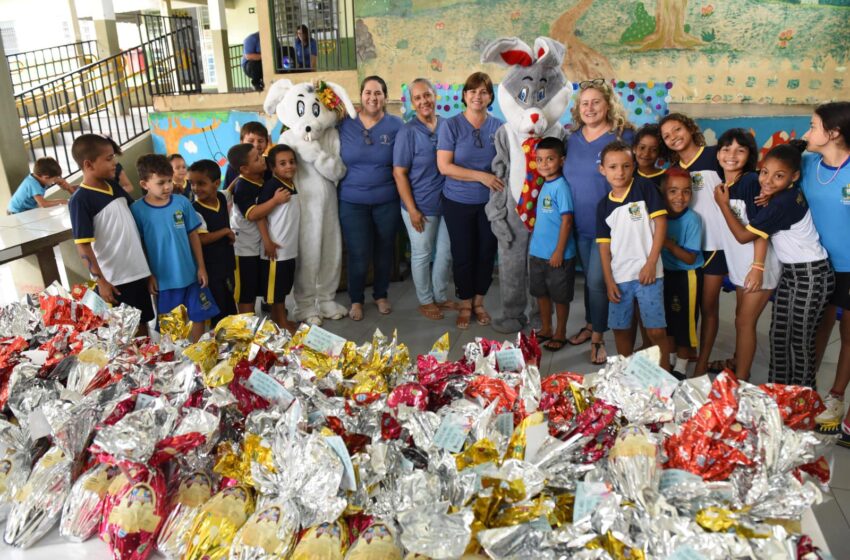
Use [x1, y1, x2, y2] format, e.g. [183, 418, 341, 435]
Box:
[353, 0, 848, 105]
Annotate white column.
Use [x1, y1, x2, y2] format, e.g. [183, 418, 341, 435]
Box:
[66, 0, 82, 42]
[208, 0, 233, 93]
[90, 0, 119, 58]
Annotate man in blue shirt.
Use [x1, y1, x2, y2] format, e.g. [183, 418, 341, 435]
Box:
[242, 31, 263, 91]
[131, 154, 219, 342]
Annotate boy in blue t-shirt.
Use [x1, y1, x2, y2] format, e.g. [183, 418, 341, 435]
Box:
[131, 154, 219, 342]
[7, 157, 74, 214]
[660, 167, 704, 379]
[596, 141, 670, 370]
[528, 137, 576, 352]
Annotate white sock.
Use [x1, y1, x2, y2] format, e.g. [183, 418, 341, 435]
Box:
[673, 357, 688, 374]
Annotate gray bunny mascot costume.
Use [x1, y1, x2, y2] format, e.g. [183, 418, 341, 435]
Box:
[483, 37, 572, 334]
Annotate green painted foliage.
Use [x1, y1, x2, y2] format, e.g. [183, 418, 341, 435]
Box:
[620, 2, 655, 44]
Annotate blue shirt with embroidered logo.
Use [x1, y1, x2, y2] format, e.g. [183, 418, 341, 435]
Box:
[393, 117, 445, 216]
[529, 176, 576, 260]
[437, 113, 503, 205]
[801, 152, 850, 272]
[662, 208, 704, 271]
[339, 114, 403, 205]
[131, 195, 202, 290]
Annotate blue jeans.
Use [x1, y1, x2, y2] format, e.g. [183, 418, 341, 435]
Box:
[339, 199, 401, 304]
[401, 208, 453, 305]
[576, 236, 608, 333]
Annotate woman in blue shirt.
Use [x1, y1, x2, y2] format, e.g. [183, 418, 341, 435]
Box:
[563, 79, 635, 365]
[393, 78, 455, 320]
[339, 75, 404, 321]
[295, 25, 318, 70]
[437, 72, 504, 329]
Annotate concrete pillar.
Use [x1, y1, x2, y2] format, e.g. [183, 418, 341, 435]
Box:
[66, 0, 82, 42]
[91, 0, 119, 59]
[208, 0, 232, 93]
[256, 0, 275, 87]
[159, 0, 172, 17]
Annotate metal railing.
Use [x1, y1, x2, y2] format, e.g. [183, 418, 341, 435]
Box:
[137, 14, 203, 95]
[14, 26, 201, 179]
[228, 44, 253, 92]
[7, 41, 99, 94]
[270, 0, 357, 73]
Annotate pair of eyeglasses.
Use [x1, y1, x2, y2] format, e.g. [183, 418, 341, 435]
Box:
[362, 129, 372, 145]
[579, 78, 607, 89]
[472, 129, 484, 148]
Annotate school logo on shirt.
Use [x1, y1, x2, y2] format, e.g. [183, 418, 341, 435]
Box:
[691, 173, 704, 191]
[173, 210, 185, 228]
[541, 194, 553, 212]
[380, 134, 391, 145]
[842, 183, 850, 204]
[730, 204, 744, 223]
[198, 289, 212, 310]
[628, 203, 642, 221]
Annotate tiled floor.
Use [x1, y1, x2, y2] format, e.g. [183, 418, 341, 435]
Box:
[317, 273, 850, 558]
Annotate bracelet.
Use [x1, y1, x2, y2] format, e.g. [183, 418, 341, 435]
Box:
[750, 264, 765, 272]
[752, 261, 764, 266]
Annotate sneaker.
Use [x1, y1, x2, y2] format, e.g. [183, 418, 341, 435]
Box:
[816, 393, 845, 434]
[838, 430, 850, 449]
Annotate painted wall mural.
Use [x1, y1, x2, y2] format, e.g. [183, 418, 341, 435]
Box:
[354, 0, 849, 104]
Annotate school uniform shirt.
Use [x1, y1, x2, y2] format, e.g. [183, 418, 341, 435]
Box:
[223, 159, 271, 191]
[801, 152, 850, 272]
[393, 117, 445, 216]
[230, 175, 264, 257]
[638, 168, 665, 189]
[596, 177, 667, 284]
[437, 113, 504, 205]
[745, 185, 828, 265]
[131, 195, 202, 290]
[8, 175, 47, 213]
[563, 128, 635, 240]
[529, 176, 577, 260]
[69, 181, 150, 286]
[678, 146, 724, 250]
[662, 208, 705, 271]
[257, 175, 300, 261]
[722, 172, 781, 288]
[339, 114, 404, 205]
[193, 192, 235, 279]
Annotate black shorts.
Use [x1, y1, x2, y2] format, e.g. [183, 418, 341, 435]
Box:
[234, 255, 261, 304]
[529, 256, 576, 305]
[101, 277, 154, 324]
[260, 258, 295, 304]
[208, 274, 237, 326]
[664, 268, 703, 349]
[829, 271, 850, 311]
[702, 249, 728, 276]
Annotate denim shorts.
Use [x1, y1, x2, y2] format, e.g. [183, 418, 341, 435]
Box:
[608, 278, 666, 330]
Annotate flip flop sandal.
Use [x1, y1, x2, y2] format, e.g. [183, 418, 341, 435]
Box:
[457, 306, 472, 330]
[418, 303, 444, 320]
[535, 332, 553, 343]
[568, 327, 593, 346]
[544, 338, 567, 352]
[590, 342, 607, 365]
[473, 305, 491, 326]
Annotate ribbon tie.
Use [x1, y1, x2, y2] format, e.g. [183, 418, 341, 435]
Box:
[516, 137, 544, 231]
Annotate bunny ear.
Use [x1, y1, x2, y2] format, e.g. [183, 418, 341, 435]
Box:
[481, 37, 534, 67]
[324, 81, 357, 119]
[533, 37, 566, 67]
[263, 79, 293, 117]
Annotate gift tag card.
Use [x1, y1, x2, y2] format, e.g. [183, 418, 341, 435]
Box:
[21, 350, 49, 366]
[27, 409, 52, 440]
[304, 325, 347, 356]
[495, 413, 515, 438]
[529, 515, 552, 533]
[134, 393, 158, 411]
[433, 413, 472, 453]
[573, 481, 611, 521]
[524, 422, 549, 463]
[623, 354, 679, 399]
[429, 350, 448, 362]
[82, 287, 111, 316]
[325, 435, 357, 491]
[495, 348, 525, 372]
[659, 468, 703, 492]
[244, 368, 295, 408]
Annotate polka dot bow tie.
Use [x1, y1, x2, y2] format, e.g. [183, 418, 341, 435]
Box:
[516, 137, 544, 231]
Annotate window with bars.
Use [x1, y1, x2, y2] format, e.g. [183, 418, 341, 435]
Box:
[269, 0, 356, 73]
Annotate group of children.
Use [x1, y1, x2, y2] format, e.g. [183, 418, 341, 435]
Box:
[66, 122, 302, 342]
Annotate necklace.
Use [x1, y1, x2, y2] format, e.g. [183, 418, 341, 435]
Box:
[816, 154, 849, 185]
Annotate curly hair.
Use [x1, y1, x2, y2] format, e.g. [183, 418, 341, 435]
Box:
[569, 81, 634, 138]
[658, 113, 705, 164]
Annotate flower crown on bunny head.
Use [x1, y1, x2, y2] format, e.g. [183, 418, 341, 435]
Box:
[481, 37, 572, 138]
[314, 79, 347, 120]
[263, 78, 356, 143]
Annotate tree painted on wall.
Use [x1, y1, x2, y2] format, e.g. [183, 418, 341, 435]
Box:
[550, 0, 614, 81]
[632, 0, 703, 50]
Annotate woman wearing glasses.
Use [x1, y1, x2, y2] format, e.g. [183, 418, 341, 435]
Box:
[437, 72, 505, 329]
[564, 79, 635, 364]
[338, 75, 404, 321]
[393, 78, 456, 320]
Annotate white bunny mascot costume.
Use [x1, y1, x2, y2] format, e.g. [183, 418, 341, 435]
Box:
[483, 37, 572, 334]
[263, 79, 356, 325]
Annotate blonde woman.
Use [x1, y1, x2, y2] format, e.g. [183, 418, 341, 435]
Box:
[563, 79, 635, 365]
